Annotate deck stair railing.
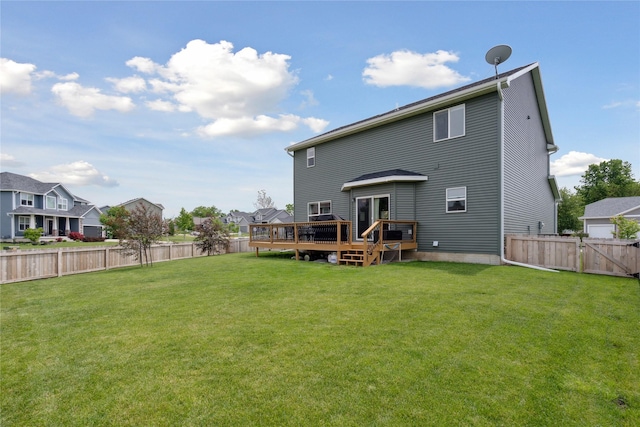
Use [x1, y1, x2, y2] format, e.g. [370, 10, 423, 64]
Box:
[360, 220, 416, 266]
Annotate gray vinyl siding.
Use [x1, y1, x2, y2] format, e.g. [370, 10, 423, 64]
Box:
[293, 92, 502, 254]
[0, 192, 13, 239]
[503, 73, 557, 235]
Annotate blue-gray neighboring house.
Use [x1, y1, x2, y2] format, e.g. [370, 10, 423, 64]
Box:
[226, 208, 293, 233]
[286, 62, 560, 265]
[579, 196, 640, 238]
[0, 172, 103, 241]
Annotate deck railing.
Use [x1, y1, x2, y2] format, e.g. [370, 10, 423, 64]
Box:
[250, 220, 353, 246]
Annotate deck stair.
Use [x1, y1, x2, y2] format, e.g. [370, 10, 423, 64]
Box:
[339, 249, 365, 266]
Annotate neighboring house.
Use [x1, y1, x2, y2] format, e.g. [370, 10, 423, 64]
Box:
[102, 198, 164, 219]
[0, 171, 103, 240]
[285, 62, 560, 265]
[226, 208, 293, 233]
[579, 197, 640, 238]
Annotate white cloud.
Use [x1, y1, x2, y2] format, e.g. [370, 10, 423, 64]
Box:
[1, 153, 25, 167]
[550, 151, 608, 177]
[197, 114, 328, 138]
[0, 58, 37, 95]
[29, 160, 119, 187]
[51, 82, 135, 117]
[107, 76, 146, 93]
[602, 99, 640, 110]
[35, 70, 79, 81]
[126, 56, 160, 74]
[124, 39, 325, 137]
[299, 89, 318, 109]
[146, 99, 176, 112]
[362, 49, 471, 89]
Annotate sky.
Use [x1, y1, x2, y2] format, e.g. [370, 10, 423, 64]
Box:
[1, 1, 639, 218]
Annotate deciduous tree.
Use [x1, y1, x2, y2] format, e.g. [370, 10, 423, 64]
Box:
[610, 215, 640, 240]
[100, 206, 130, 239]
[194, 217, 230, 256]
[575, 159, 640, 205]
[175, 208, 194, 238]
[191, 206, 223, 218]
[254, 190, 275, 210]
[557, 188, 584, 233]
[120, 203, 164, 266]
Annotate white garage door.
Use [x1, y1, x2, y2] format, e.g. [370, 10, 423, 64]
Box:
[587, 224, 614, 238]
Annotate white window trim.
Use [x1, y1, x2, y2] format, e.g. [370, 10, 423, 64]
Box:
[308, 200, 331, 220]
[58, 198, 68, 211]
[434, 104, 465, 142]
[18, 216, 30, 231]
[307, 147, 316, 168]
[46, 195, 56, 210]
[20, 193, 34, 207]
[446, 186, 467, 213]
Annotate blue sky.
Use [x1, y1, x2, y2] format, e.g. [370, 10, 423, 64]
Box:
[1, 1, 638, 217]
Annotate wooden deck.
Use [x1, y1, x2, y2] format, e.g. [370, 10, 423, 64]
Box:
[248, 220, 417, 266]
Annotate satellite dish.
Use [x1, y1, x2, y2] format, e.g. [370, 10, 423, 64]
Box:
[485, 44, 512, 79]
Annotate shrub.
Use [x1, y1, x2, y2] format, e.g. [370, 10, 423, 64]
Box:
[23, 227, 43, 244]
[68, 232, 85, 241]
[610, 215, 640, 240]
[82, 236, 106, 243]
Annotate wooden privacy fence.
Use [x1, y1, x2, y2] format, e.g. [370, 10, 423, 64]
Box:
[506, 234, 640, 278]
[1, 238, 251, 284]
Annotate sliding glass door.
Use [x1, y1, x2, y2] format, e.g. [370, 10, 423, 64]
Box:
[356, 195, 389, 239]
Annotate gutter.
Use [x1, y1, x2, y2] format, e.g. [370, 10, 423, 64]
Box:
[497, 81, 558, 273]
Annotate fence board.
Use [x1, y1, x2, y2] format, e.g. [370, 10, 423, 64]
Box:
[506, 234, 639, 277]
[505, 235, 580, 272]
[1, 239, 250, 284]
[583, 238, 640, 277]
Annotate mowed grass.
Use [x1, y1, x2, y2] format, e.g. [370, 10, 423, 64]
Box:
[1, 253, 638, 426]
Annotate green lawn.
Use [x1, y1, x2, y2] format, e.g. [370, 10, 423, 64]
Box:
[1, 253, 638, 426]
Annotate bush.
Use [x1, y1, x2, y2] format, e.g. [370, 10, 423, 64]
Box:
[68, 232, 85, 241]
[82, 236, 106, 243]
[23, 227, 43, 244]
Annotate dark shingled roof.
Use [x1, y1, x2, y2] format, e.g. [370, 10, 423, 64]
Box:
[0, 171, 60, 194]
[294, 63, 534, 146]
[347, 169, 425, 183]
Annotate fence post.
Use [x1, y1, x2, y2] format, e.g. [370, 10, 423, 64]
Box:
[58, 248, 63, 277]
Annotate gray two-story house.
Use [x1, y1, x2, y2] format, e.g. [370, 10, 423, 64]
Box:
[285, 62, 560, 265]
[0, 172, 103, 241]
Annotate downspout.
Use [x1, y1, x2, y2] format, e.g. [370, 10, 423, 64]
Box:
[498, 81, 557, 273]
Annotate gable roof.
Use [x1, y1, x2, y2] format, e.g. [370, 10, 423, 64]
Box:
[287, 63, 554, 153]
[2, 171, 61, 194]
[118, 197, 165, 211]
[1, 171, 87, 203]
[581, 197, 640, 219]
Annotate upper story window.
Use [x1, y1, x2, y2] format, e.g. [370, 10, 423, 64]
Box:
[434, 104, 465, 142]
[20, 193, 34, 207]
[446, 187, 467, 213]
[46, 195, 56, 210]
[58, 198, 68, 211]
[308, 201, 331, 220]
[307, 147, 315, 168]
